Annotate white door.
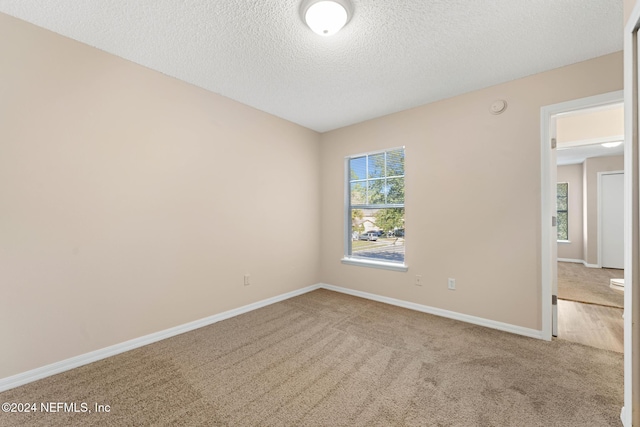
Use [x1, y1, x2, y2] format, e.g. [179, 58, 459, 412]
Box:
[600, 172, 624, 269]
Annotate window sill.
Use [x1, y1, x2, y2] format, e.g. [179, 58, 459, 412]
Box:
[557, 240, 571, 244]
[341, 257, 408, 272]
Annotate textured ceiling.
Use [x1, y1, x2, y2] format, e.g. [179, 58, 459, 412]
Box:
[0, 1, 623, 132]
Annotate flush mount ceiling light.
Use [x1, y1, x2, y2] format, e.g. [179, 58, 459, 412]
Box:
[301, 0, 353, 36]
[602, 141, 623, 148]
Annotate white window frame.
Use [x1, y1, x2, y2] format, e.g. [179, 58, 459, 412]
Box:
[557, 182, 569, 242]
[341, 147, 408, 272]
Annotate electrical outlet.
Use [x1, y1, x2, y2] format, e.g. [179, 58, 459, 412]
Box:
[415, 275, 422, 286]
[244, 273, 251, 286]
[448, 278, 456, 290]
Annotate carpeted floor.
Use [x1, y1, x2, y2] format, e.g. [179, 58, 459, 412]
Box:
[558, 262, 624, 308]
[0, 289, 623, 426]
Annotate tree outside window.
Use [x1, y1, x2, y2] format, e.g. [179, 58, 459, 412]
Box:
[557, 182, 568, 241]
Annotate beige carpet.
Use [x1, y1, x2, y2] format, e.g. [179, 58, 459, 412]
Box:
[558, 262, 624, 308]
[0, 289, 623, 426]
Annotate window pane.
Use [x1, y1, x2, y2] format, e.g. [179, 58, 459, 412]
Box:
[387, 177, 404, 204]
[368, 180, 386, 204]
[557, 212, 568, 240]
[350, 157, 367, 181]
[350, 208, 366, 237]
[350, 208, 405, 263]
[351, 182, 366, 205]
[557, 183, 568, 197]
[386, 149, 404, 177]
[368, 153, 385, 178]
[557, 183, 568, 210]
[557, 197, 568, 211]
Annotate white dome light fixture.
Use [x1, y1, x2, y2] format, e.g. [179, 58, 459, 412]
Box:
[301, 0, 353, 36]
[602, 141, 623, 148]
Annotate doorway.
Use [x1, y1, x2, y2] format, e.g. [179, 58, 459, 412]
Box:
[553, 104, 625, 353]
[540, 90, 624, 340]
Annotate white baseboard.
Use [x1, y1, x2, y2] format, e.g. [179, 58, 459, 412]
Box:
[620, 406, 627, 427]
[0, 284, 321, 393]
[557, 258, 583, 263]
[1, 282, 546, 392]
[583, 262, 600, 268]
[557, 258, 601, 268]
[319, 283, 544, 340]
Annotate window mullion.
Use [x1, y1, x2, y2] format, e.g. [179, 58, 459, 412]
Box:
[365, 155, 369, 204]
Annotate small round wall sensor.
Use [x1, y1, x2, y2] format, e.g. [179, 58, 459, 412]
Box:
[490, 99, 507, 115]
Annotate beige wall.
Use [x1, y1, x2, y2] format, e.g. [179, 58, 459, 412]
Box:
[320, 52, 623, 330]
[625, 0, 637, 25]
[0, 14, 321, 379]
[557, 164, 584, 261]
[583, 155, 625, 265]
[556, 106, 624, 144]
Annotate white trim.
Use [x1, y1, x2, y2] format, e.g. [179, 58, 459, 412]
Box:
[344, 157, 352, 257]
[344, 145, 406, 160]
[0, 284, 321, 393]
[623, 5, 640, 424]
[557, 258, 583, 263]
[557, 259, 600, 268]
[321, 283, 544, 340]
[541, 90, 624, 342]
[341, 257, 408, 272]
[598, 170, 624, 270]
[557, 134, 625, 150]
[555, 101, 624, 118]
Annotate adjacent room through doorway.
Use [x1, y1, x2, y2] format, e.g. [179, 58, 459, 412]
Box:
[555, 102, 624, 353]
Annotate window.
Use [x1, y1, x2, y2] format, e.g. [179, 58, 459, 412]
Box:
[557, 182, 568, 241]
[343, 147, 406, 270]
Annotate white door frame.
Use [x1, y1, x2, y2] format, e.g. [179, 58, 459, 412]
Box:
[540, 90, 623, 342]
[623, 4, 640, 425]
[598, 170, 625, 270]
